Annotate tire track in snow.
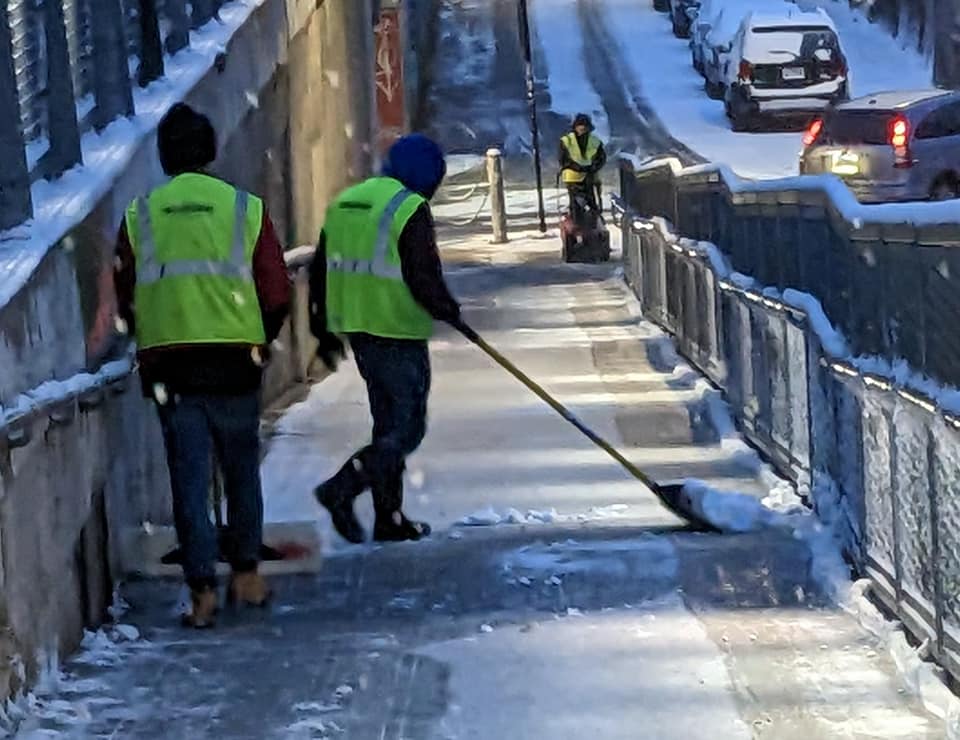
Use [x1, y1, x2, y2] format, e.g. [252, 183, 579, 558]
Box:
[577, 0, 702, 164]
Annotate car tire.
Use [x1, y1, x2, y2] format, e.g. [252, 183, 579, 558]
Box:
[730, 107, 754, 132]
[930, 177, 960, 201]
[705, 79, 724, 100]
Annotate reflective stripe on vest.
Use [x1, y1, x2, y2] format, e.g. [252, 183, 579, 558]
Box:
[135, 189, 252, 284]
[325, 187, 410, 280]
[323, 177, 433, 340]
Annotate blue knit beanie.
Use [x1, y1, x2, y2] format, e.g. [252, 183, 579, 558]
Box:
[382, 134, 447, 199]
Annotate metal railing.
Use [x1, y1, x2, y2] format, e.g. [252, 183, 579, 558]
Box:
[619, 156, 960, 390]
[0, 0, 228, 231]
[614, 160, 960, 686]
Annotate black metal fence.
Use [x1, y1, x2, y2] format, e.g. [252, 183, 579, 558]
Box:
[620, 157, 960, 389]
[614, 160, 960, 686]
[0, 0, 230, 231]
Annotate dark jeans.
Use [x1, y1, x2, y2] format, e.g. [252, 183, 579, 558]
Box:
[567, 180, 600, 224]
[349, 334, 431, 514]
[157, 392, 263, 589]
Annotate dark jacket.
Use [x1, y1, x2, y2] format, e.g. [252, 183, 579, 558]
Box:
[114, 202, 292, 397]
[308, 202, 460, 338]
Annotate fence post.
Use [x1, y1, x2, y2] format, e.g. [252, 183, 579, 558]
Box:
[0, 0, 32, 230]
[90, 0, 135, 129]
[42, 0, 82, 176]
[487, 147, 507, 244]
[191, 0, 217, 29]
[137, 0, 164, 86]
[164, 0, 191, 53]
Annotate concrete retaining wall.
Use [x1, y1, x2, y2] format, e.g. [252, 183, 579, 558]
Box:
[0, 0, 374, 702]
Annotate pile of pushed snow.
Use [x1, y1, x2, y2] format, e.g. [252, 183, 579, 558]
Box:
[679, 479, 778, 532]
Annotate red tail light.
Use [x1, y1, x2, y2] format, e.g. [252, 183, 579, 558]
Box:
[889, 115, 912, 168]
[803, 118, 823, 148]
[738, 60, 753, 82]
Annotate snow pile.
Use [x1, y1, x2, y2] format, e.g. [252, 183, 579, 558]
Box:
[786, 512, 960, 736]
[0, 624, 149, 737]
[679, 479, 776, 532]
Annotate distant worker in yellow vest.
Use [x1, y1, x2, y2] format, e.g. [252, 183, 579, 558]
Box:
[559, 113, 607, 220]
[114, 103, 291, 628]
[308, 134, 461, 544]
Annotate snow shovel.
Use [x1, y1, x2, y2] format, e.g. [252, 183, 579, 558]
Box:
[454, 321, 714, 530]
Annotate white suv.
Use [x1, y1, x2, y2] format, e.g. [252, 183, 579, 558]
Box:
[724, 9, 849, 132]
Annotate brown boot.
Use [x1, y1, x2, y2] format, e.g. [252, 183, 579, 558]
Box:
[182, 586, 218, 629]
[228, 570, 271, 607]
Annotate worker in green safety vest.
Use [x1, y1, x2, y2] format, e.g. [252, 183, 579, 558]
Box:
[308, 134, 461, 544]
[559, 113, 607, 222]
[114, 103, 291, 628]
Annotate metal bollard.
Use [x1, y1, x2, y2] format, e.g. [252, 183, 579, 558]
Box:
[486, 148, 508, 244]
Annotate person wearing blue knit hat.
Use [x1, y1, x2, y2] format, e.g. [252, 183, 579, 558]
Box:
[307, 134, 461, 543]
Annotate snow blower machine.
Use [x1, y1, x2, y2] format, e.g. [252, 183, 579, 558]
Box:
[560, 179, 611, 264]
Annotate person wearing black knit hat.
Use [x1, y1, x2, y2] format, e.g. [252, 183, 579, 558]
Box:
[559, 113, 607, 221]
[114, 103, 291, 627]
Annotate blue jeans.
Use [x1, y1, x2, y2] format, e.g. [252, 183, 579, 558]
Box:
[156, 392, 263, 588]
[350, 334, 430, 513]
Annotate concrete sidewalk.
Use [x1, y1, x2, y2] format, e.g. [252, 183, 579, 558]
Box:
[9, 214, 943, 739]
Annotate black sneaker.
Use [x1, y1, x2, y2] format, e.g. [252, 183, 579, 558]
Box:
[373, 512, 432, 542]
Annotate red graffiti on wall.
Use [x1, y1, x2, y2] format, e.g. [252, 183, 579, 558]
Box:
[374, 8, 405, 152]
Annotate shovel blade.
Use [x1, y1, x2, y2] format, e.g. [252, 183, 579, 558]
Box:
[652, 482, 720, 532]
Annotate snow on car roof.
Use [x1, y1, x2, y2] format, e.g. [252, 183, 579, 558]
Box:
[741, 9, 840, 61]
[746, 8, 837, 32]
[838, 89, 953, 111]
[708, 0, 792, 43]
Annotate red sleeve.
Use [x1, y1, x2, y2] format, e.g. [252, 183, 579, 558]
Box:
[113, 220, 137, 337]
[253, 209, 292, 343]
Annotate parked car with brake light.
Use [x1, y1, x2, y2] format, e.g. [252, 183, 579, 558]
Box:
[800, 89, 960, 203]
[724, 9, 848, 131]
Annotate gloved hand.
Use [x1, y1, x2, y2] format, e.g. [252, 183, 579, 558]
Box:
[316, 332, 346, 372]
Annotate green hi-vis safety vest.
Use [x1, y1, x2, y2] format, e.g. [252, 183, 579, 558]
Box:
[324, 177, 433, 340]
[125, 173, 266, 351]
[561, 132, 601, 184]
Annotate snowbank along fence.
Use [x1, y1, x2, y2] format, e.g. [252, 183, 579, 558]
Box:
[615, 155, 960, 686]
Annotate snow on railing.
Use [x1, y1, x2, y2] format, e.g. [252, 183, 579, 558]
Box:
[620, 153, 960, 227]
[0, 247, 315, 435]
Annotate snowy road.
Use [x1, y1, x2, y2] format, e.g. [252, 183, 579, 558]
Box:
[528, 0, 932, 178]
